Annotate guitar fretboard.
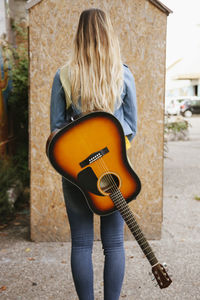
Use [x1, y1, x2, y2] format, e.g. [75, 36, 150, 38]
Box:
[110, 189, 158, 267]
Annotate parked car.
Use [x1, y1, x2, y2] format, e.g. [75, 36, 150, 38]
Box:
[165, 97, 186, 115]
[180, 97, 200, 117]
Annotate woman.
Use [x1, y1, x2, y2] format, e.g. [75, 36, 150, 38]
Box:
[50, 8, 137, 300]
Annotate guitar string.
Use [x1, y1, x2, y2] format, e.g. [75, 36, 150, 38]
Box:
[98, 154, 137, 225]
[74, 122, 119, 199]
[73, 116, 120, 197]
[93, 147, 156, 263]
[82, 132, 163, 271]
[94, 145, 141, 229]
[72, 117, 155, 263]
[75, 122, 140, 230]
[76, 121, 137, 217]
[81, 119, 126, 206]
[96, 156, 155, 260]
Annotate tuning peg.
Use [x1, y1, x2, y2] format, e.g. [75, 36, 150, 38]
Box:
[163, 262, 173, 279]
[163, 262, 168, 271]
[148, 272, 156, 281]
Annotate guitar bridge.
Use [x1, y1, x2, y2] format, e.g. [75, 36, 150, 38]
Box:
[80, 147, 109, 168]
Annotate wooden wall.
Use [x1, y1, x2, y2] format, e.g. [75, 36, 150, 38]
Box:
[29, 0, 167, 241]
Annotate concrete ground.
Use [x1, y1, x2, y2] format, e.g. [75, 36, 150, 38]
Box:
[0, 116, 200, 300]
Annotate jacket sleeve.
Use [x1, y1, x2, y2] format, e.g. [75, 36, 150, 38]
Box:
[122, 66, 137, 141]
[50, 69, 67, 132]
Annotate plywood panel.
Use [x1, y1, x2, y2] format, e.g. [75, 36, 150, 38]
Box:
[29, 0, 167, 241]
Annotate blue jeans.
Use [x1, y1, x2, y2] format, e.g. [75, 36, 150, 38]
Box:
[62, 178, 125, 300]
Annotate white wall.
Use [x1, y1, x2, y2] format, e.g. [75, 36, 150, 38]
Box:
[0, 0, 6, 37]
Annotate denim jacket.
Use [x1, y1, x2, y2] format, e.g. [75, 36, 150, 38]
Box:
[50, 64, 137, 141]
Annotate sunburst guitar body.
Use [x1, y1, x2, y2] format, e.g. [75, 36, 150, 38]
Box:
[46, 111, 172, 289]
[46, 111, 141, 214]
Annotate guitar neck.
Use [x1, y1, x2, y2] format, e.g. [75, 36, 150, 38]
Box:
[110, 189, 158, 267]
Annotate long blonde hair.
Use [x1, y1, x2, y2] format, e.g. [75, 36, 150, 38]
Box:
[68, 8, 123, 112]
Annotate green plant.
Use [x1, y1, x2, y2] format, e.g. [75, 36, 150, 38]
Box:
[165, 120, 189, 133]
[8, 24, 29, 187]
[0, 24, 29, 219]
[164, 115, 191, 143]
[0, 159, 17, 219]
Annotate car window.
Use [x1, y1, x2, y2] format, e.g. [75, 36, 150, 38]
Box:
[177, 99, 186, 103]
[191, 100, 200, 106]
[184, 100, 190, 104]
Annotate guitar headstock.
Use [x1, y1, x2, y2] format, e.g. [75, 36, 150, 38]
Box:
[152, 263, 172, 289]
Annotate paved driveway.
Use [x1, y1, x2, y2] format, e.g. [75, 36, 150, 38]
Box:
[0, 116, 200, 299]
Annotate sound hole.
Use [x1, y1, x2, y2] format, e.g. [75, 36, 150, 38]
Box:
[99, 173, 120, 194]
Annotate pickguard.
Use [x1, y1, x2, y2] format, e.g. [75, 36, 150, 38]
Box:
[77, 167, 102, 196]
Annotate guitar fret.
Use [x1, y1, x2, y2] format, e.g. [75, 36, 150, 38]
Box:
[149, 255, 158, 263]
[142, 244, 152, 252]
[117, 209, 134, 220]
[121, 214, 140, 233]
[133, 227, 142, 235]
[147, 254, 157, 264]
[134, 233, 144, 241]
[125, 220, 135, 228]
[138, 239, 148, 247]
[139, 240, 149, 248]
[146, 251, 154, 258]
[133, 226, 141, 237]
[110, 190, 158, 267]
[128, 223, 140, 233]
[143, 246, 152, 255]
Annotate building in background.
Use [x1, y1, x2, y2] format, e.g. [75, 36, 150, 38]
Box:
[166, 22, 200, 98]
[27, 0, 172, 242]
[0, 1, 7, 38]
[166, 55, 200, 97]
[0, 0, 28, 43]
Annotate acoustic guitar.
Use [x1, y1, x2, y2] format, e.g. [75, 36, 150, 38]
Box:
[46, 111, 172, 289]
